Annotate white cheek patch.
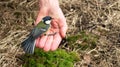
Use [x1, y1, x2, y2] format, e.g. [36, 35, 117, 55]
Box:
[45, 20, 51, 24]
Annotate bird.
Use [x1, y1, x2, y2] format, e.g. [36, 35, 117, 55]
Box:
[21, 16, 52, 54]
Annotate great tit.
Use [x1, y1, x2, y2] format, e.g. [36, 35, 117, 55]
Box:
[21, 16, 52, 54]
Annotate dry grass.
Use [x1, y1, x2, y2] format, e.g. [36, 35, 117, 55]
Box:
[0, 0, 120, 67]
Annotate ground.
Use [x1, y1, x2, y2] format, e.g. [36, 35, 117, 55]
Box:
[0, 0, 120, 67]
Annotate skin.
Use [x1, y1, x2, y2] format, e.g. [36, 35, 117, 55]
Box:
[35, 0, 68, 52]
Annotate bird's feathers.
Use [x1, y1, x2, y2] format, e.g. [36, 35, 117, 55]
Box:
[21, 35, 35, 54]
[21, 24, 50, 54]
[21, 16, 52, 54]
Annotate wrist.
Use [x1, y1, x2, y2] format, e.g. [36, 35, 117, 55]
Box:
[39, 0, 60, 8]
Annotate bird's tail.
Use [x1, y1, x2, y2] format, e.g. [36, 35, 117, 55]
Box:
[21, 36, 35, 54]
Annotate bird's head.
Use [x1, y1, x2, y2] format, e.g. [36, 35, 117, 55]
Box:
[42, 16, 52, 25]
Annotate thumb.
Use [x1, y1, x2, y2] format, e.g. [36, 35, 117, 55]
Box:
[60, 26, 68, 38]
[58, 18, 68, 38]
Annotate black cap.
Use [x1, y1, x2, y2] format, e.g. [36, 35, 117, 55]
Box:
[43, 16, 52, 22]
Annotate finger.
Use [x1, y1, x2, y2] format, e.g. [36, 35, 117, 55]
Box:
[38, 36, 48, 48]
[43, 35, 53, 52]
[50, 33, 62, 51]
[58, 18, 68, 38]
[51, 18, 67, 38]
[51, 20, 59, 28]
[35, 38, 41, 48]
[60, 26, 68, 38]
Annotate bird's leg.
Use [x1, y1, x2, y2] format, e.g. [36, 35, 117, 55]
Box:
[44, 32, 57, 36]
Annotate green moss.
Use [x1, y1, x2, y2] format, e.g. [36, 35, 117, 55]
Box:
[67, 34, 80, 43]
[58, 60, 73, 67]
[22, 49, 79, 67]
[22, 31, 99, 67]
[66, 31, 99, 50]
[36, 63, 45, 67]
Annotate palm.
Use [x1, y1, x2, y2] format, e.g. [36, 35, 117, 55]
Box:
[35, 7, 67, 51]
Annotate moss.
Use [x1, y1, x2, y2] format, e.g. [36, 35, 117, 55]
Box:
[58, 60, 73, 67]
[22, 31, 99, 67]
[66, 31, 99, 50]
[22, 49, 79, 67]
[67, 34, 80, 43]
[36, 63, 45, 67]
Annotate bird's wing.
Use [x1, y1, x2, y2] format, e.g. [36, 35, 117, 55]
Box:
[30, 27, 47, 39]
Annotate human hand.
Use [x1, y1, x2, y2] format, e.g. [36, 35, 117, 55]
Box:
[35, 0, 68, 51]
